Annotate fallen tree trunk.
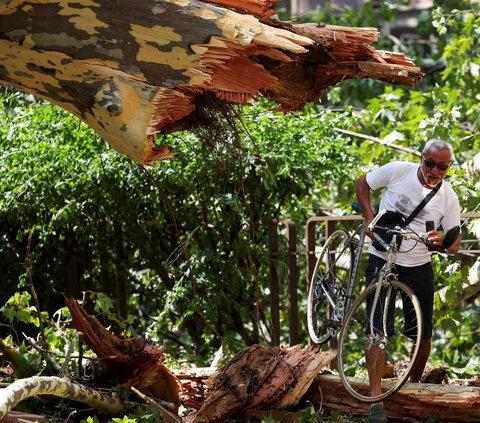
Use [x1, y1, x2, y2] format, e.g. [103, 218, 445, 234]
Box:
[184, 345, 336, 423]
[174, 366, 480, 422]
[305, 373, 480, 422]
[0, 376, 137, 420]
[0, 0, 424, 164]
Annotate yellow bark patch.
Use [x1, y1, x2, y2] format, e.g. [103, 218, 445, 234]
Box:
[0, 0, 27, 15]
[58, 3, 108, 34]
[130, 23, 182, 47]
[87, 76, 155, 161]
[165, 0, 190, 8]
[22, 34, 36, 49]
[130, 24, 199, 70]
[1, 0, 101, 16]
[138, 45, 198, 70]
[216, 12, 262, 45]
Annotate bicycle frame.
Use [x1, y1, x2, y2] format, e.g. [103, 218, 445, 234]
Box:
[345, 223, 366, 313]
[367, 217, 403, 340]
[310, 207, 417, 343]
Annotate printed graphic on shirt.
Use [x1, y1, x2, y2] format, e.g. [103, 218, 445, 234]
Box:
[395, 194, 430, 220]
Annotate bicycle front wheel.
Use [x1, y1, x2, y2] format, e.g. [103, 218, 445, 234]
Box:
[337, 279, 423, 403]
[307, 229, 353, 345]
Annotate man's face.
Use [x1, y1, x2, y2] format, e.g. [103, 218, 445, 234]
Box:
[420, 148, 452, 188]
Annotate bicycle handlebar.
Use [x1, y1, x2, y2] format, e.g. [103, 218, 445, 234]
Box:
[352, 202, 460, 254]
[372, 224, 446, 253]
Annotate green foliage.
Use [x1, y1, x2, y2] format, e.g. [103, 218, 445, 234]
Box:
[0, 92, 359, 362]
[1, 291, 40, 327]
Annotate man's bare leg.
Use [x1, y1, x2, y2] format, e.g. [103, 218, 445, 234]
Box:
[365, 343, 385, 397]
[366, 343, 388, 422]
[409, 338, 431, 383]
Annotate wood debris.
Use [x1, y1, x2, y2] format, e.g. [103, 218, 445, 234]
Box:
[64, 296, 182, 407]
[184, 345, 336, 422]
[306, 373, 480, 422]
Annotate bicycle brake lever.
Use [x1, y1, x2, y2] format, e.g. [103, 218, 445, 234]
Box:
[368, 209, 387, 232]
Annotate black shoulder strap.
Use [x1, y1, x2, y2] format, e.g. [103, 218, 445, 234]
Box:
[404, 181, 443, 226]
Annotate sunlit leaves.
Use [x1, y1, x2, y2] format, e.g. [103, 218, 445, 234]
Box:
[1, 291, 40, 327]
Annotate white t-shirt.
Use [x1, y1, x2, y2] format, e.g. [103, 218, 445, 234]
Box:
[366, 161, 460, 266]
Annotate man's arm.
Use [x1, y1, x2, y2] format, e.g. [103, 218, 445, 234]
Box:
[354, 175, 375, 238]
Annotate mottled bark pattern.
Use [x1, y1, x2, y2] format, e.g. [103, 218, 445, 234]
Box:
[0, 0, 423, 164]
[0, 376, 130, 419]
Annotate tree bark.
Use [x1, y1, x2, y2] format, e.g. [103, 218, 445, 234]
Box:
[173, 364, 480, 422]
[183, 345, 337, 423]
[0, 0, 424, 164]
[0, 376, 133, 420]
[306, 374, 480, 422]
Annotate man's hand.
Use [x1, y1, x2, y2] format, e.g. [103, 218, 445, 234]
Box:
[426, 230, 443, 247]
[426, 230, 461, 254]
[364, 217, 374, 240]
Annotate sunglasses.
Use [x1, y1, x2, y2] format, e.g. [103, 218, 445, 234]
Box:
[422, 156, 451, 171]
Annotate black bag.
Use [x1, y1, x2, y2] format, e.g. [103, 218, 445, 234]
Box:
[371, 211, 406, 252]
[371, 181, 443, 252]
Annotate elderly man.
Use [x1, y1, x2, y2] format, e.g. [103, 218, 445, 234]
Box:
[354, 139, 461, 423]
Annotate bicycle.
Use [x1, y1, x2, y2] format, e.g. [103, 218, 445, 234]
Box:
[307, 202, 460, 403]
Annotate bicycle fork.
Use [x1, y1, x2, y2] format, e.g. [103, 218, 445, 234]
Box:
[367, 268, 395, 350]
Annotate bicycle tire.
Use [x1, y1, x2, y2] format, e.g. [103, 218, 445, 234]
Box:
[307, 229, 353, 345]
[337, 279, 423, 403]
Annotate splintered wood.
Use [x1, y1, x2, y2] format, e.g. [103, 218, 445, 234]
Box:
[64, 297, 182, 407]
[0, 0, 424, 164]
[183, 345, 336, 423]
[11, 297, 480, 423]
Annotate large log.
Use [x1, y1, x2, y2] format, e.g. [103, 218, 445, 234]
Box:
[174, 366, 480, 422]
[0, 0, 424, 164]
[306, 374, 480, 422]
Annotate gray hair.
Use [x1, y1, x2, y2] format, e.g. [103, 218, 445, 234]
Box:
[423, 139, 454, 160]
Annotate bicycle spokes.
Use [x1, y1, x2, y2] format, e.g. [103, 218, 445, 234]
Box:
[338, 280, 423, 403]
[307, 230, 353, 345]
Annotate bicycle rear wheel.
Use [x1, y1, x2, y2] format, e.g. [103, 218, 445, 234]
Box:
[337, 279, 423, 403]
[307, 229, 353, 345]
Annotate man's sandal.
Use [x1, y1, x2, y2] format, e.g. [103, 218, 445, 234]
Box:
[369, 403, 388, 423]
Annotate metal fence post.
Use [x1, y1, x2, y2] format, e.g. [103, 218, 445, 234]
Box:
[268, 219, 280, 346]
[282, 219, 299, 346]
